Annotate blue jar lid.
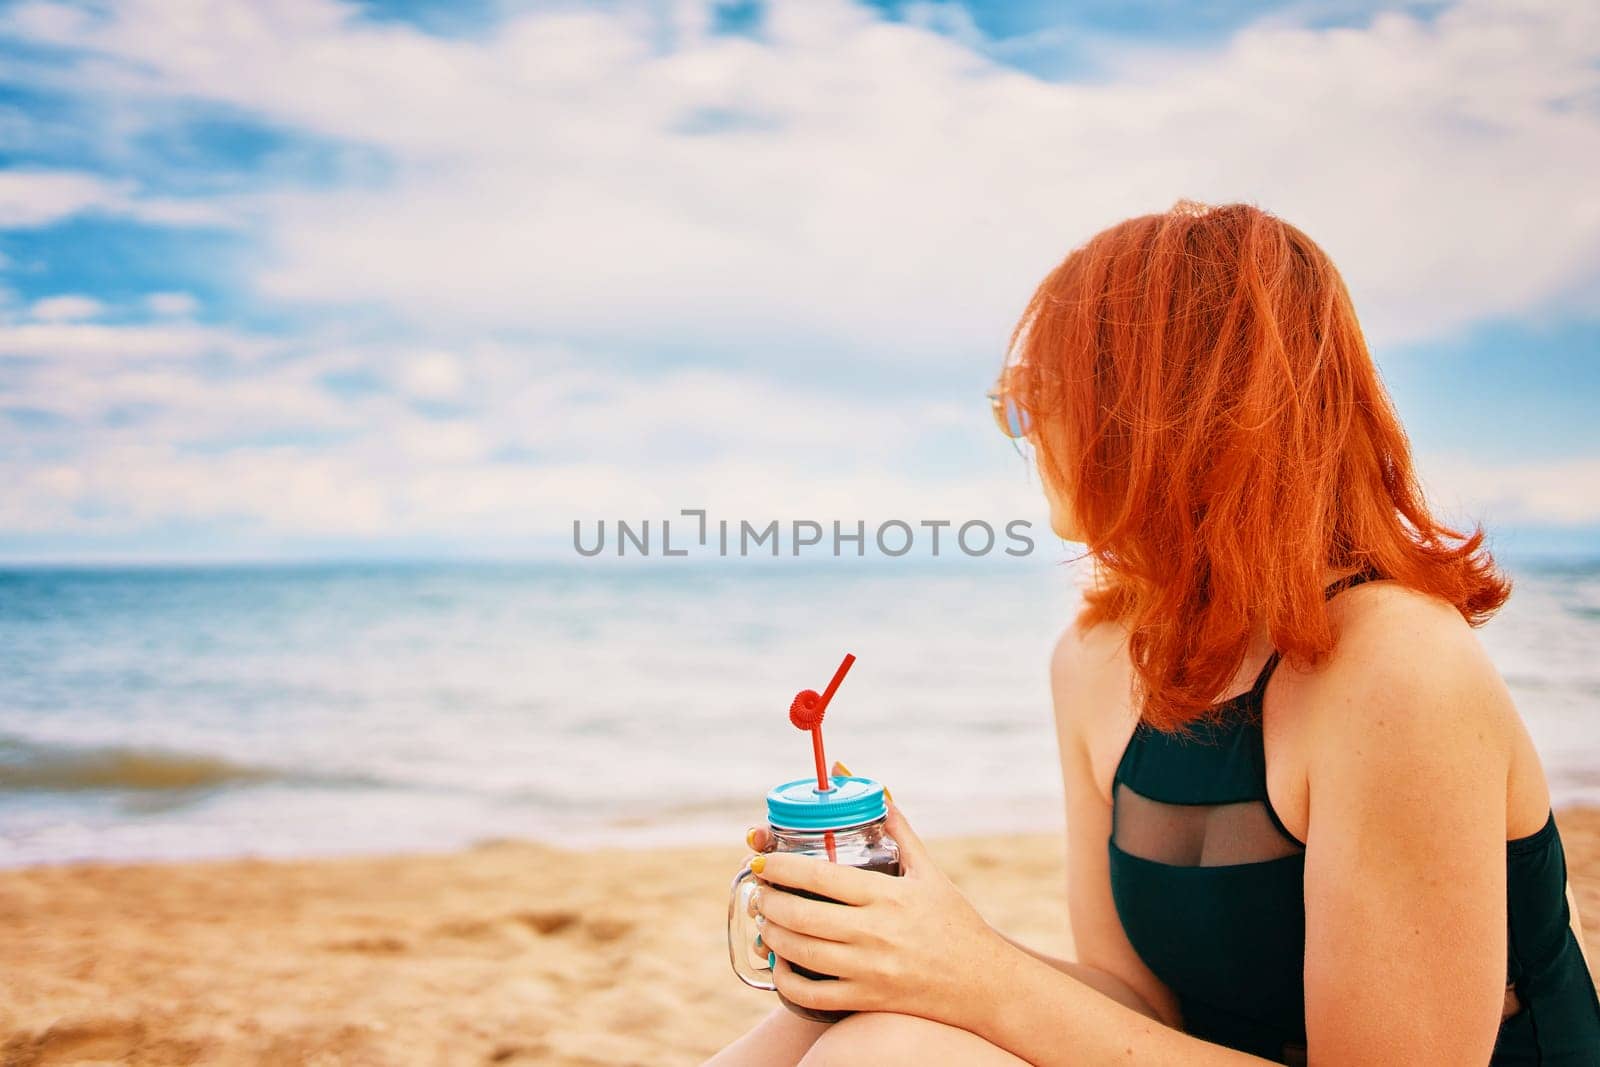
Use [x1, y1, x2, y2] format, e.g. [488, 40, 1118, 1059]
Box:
[766, 775, 886, 831]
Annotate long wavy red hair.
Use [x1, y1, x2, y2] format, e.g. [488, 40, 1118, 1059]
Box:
[1008, 201, 1510, 732]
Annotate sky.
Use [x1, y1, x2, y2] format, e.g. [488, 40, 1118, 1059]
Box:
[0, 0, 1597, 562]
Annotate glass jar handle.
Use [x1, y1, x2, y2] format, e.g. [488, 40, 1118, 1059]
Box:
[727, 865, 776, 991]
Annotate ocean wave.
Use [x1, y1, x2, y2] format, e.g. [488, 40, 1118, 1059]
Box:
[0, 735, 281, 793]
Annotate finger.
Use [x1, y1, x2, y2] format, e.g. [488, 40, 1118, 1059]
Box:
[757, 885, 859, 942]
[882, 802, 929, 875]
[754, 852, 881, 906]
[745, 826, 772, 852]
[760, 917, 858, 979]
[829, 760, 892, 803]
[771, 955, 868, 1015]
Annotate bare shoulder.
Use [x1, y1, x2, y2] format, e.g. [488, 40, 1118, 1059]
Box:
[1050, 616, 1136, 800]
[1312, 580, 1502, 707]
[1326, 578, 1478, 651]
[1050, 616, 1131, 725]
[1288, 579, 1518, 797]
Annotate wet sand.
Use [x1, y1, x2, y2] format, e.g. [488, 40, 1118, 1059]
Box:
[4, 810, 1600, 1065]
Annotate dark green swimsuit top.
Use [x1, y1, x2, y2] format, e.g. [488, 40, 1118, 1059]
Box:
[1108, 572, 1600, 1064]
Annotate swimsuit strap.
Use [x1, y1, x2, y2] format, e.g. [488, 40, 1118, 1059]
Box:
[1247, 569, 1383, 700]
[1321, 567, 1380, 601]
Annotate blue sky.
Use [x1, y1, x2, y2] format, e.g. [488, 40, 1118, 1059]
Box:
[0, 0, 1596, 561]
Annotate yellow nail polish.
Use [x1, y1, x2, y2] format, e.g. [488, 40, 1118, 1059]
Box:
[745, 828, 759, 850]
[883, 785, 894, 804]
[751, 855, 766, 874]
[832, 759, 853, 777]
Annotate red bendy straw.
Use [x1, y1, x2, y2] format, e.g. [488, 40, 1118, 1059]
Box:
[789, 653, 855, 793]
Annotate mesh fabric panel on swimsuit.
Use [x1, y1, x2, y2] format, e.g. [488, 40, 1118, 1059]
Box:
[1112, 782, 1303, 867]
[1109, 675, 1305, 869]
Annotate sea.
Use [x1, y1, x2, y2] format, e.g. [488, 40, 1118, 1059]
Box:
[2, 557, 1598, 867]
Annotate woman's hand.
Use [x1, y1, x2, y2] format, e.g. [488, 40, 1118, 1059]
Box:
[750, 802, 1020, 1029]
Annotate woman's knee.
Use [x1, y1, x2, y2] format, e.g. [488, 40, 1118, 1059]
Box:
[706, 1006, 831, 1066]
[797, 1014, 925, 1065]
[797, 1012, 1020, 1066]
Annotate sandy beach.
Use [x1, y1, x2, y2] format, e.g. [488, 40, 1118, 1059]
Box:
[0, 811, 1596, 1066]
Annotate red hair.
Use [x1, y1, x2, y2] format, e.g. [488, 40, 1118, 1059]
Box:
[1009, 201, 1510, 732]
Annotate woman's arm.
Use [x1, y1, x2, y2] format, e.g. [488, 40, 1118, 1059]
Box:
[965, 948, 1279, 1064]
[1047, 621, 1183, 1026]
[1296, 587, 1512, 1063]
[930, 620, 1273, 1063]
[993, 931, 1166, 1021]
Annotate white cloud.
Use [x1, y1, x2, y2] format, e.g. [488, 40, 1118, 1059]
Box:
[0, 170, 116, 227]
[28, 294, 103, 322]
[398, 350, 465, 401]
[145, 291, 199, 317]
[0, 320, 277, 362]
[1422, 454, 1600, 527]
[0, 168, 234, 229]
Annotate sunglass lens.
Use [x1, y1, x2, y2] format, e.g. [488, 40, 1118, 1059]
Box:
[1004, 396, 1030, 438]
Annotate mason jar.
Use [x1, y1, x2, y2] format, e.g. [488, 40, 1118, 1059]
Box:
[727, 775, 901, 1023]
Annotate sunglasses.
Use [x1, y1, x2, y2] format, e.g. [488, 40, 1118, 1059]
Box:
[987, 384, 1033, 440]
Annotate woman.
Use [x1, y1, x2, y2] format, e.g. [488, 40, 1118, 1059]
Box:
[709, 202, 1600, 1065]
